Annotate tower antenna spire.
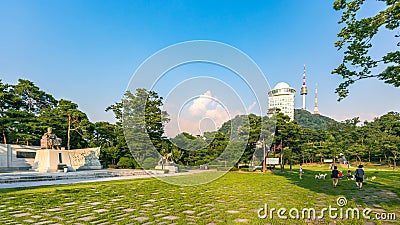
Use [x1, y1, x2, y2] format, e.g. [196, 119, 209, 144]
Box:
[300, 64, 308, 110]
[314, 83, 319, 115]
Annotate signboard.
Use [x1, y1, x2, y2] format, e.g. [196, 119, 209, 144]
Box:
[265, 158, 280, 165]
[323, 159, 333, 163]
[16, 151, 36, 159]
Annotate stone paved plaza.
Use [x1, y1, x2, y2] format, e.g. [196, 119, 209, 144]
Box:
[0, 170, 399, 224]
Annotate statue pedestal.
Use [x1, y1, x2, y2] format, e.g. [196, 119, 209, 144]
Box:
[155, 165, 179, 173]
[33, 149, 62, 172]
[33, 148, 102, 172]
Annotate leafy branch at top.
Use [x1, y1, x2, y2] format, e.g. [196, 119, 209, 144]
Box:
[333, 0, 400, 100]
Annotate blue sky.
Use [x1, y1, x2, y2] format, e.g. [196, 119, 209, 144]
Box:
[1, 0, 399, 136]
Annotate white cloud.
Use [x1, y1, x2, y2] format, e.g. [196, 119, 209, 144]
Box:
[188, 90, 212, 116]
[247, 101, 257, 113]
[164, 90, 242, 137]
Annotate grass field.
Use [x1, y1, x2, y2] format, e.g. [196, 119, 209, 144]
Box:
[0, 166, 399, 225]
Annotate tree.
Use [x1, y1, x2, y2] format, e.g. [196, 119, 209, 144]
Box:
[0, 80, 15, 144]
[273, 113, 301, 171]
[0, 79, 52, 145]
[91, 121, 129, 167]
[381, 134, 400, 169]
[102, 104, 132, 166]
[39, 99, 92, 149]
[203, 131, 229, 163]
[3, 110, 40, 145]
[333, 0, 400, 100]
[121, 89, 169, 168]
[374, 111, 400, 167]
[13, 79, 56, 113]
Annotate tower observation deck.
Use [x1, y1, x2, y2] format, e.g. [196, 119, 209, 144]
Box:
[300, 64, 308, 110]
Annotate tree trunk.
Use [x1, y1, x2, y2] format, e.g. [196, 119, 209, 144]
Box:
[384, 153, 388, 166]
[280, 139, 284, 171]
[289, 149, 293, 171]
[2, 129, 6, 144]
[393, 153, 397, 170]
[28, 97, 32, 113]
[333, 153, 336, 164]
[67, 114, 71, 150]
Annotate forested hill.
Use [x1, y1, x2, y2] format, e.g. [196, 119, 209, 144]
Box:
[217, 110, 337, 137]
[294, 109, 337, 130]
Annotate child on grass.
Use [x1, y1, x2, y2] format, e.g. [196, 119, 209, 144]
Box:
[346, 170, 353, 180]
[355, 165, 365, 190]
[331, 166, 339, 187]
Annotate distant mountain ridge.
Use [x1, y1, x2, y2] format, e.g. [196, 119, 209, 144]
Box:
[294, 109, 337, 130]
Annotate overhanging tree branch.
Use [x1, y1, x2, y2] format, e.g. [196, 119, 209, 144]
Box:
[333, 0, 400, 100]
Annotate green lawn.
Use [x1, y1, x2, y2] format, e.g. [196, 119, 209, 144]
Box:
[0, 166, 399, 225]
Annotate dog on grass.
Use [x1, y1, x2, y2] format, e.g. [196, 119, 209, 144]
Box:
[315, 174, 327, 179]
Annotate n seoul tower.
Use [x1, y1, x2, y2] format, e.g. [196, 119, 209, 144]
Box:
[300, 64, 308, 110]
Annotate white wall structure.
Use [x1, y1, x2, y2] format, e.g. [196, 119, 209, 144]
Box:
[0, 144, 40, 171]
[268, 82, 296, 120]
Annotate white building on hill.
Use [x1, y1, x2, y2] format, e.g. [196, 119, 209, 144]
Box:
[268, 82, 296, 120]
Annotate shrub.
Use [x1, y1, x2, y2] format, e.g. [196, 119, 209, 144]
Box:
[117, 156, 136, 169]
[141, 158, 158, 169]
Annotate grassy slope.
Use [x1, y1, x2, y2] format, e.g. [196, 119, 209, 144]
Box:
[0, 166, 398, 225]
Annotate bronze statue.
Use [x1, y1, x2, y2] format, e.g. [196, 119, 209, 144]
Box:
[165, 152, 173, 162]
[40, 128, 62, 150]
[158, 152, 174, 166]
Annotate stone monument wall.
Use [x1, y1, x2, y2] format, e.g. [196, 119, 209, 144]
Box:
[68, 148, 102, 170]
[33, 147, 102, 172]
[0, 144, 102, 172]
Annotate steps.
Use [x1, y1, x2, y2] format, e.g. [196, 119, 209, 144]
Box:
[0, 169, 165, 184]
[0, 171, 115, 184]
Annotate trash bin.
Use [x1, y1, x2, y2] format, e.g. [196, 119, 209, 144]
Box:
[63, 167, 68, 173]
[57, 164, 67, 172]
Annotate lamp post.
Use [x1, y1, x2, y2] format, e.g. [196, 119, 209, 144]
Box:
[161, 148, 165, 170]
[262, 137, 266, 172]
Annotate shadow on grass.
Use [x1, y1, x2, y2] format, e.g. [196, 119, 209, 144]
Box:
[0, 177, 156, 194]
[272, 167, 400, 208]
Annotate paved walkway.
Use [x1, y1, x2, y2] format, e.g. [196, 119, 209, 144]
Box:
[0, 169, 207, 189]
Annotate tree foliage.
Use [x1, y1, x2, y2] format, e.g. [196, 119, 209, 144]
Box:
[333, 0, 400, 100]
[294, 109, 337, 130]
[120, 89, 169, 169]
[2, 79, 400, 169]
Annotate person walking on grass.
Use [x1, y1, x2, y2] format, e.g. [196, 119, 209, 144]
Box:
[299, 164, 303, 179]
[355, 165, 365, 190]
[331, 166, 339, 187]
